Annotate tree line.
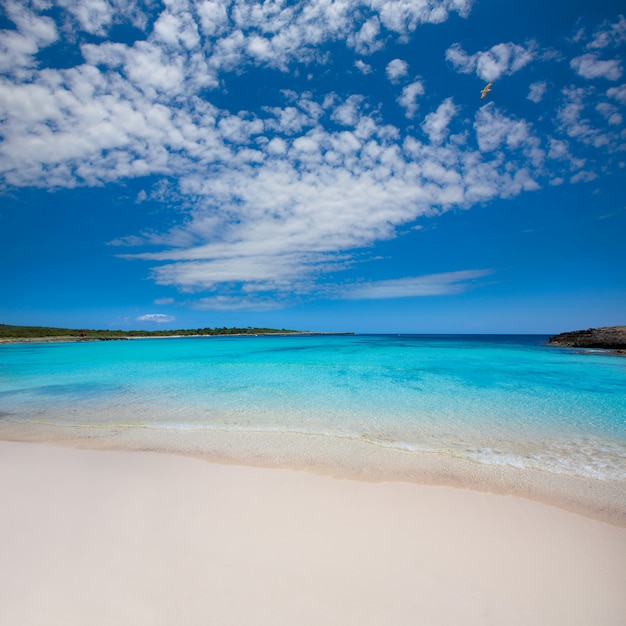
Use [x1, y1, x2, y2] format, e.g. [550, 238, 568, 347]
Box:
[0, 324, 298, 339]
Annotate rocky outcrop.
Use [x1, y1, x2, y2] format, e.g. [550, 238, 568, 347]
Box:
[548, 326, 626, 351]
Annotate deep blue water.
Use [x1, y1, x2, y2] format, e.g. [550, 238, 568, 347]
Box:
[1, 334, 625, 479]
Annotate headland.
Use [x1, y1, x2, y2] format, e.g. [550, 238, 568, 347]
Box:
[548, 325, 626, 355]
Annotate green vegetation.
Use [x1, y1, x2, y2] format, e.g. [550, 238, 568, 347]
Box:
[0, 324, 300, 340]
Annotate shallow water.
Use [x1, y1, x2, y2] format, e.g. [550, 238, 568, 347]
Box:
[1, 334, 625, 480]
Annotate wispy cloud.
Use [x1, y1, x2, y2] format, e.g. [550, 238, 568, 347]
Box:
[557, 86, 625, 151]
[338, 270, 494, 300]
[191, 295, 285, 312]
[585, 14, 626, 50]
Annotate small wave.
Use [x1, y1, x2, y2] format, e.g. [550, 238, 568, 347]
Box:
[459, 443, 626, 480]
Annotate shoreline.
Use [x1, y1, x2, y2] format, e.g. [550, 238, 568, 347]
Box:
[1, 439, 625, 625]
[0, 331, 354, 345]
[1, 421, 624, 527]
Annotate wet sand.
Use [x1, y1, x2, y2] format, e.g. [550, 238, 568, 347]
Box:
[1, 440, 625, 626]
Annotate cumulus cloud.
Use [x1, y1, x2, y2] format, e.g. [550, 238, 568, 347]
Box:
[397, 80, 425, 118]
[474, 105, 536, 154]
[114, 89, 550, 298]
[446, 41, 535, 81]
[354, 59, 372, 74]
[55, 0, 150, 37]
[548, 139, 570, 160]
[137, 313, 175, 323]
[0, 1, 622, 310]
[0, 2, 58, 75]
[607, 83, 626, 104]
[374, 0, 472, 35]
[571, 53, 623, 80]
[527, 81, 547, 103]
[386, 58, 409, 83]
[331, 95, 366, 126]
[348, 16, 383, 54]
[596, 102, 623, 125]
[421, 98, 458, 144]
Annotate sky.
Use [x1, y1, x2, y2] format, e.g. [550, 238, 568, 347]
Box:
[0, 0, 625, 334]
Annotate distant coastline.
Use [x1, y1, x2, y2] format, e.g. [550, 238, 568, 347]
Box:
[0, 324, 354, 345]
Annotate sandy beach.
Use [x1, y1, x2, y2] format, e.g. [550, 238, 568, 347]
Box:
[1, 440, 625, 626]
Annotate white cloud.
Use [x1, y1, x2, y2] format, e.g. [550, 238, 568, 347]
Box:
[338, 270, 494, 300]
[59, 0, 115, 36]
[556, 86, 624, 151]
[198, 0, 473, 70]
[571, 53, 622, 80]
[474, 105, 534, 153]
[196, 0, 229, 37]
[548, 139, 570, 160]
[398, 80, 425, 118]
[607, 83, 626, 104]
[570, 170, 598, 184]
[446, 41, 535, 81]
[527, 81, 547, 103]
[192, 295, 284, 311]
[354, 59, 372, 74]
[56, 0, 150, 36]
[348, 16, 383, 55]
[0, 2, 58, 75]
[0, 0, 475, 94]
[331, 95, 365, 127]
[1, 1, 621, 311]
[374, 0, 473, 35]
[596, 102, 623, 125]
[586, 15, 626, 50]
[154, 8, 201, 50]
[111, 92, 550, 302]
[421, 98, 457, 144]
[137, 313, 176, 323]
[386, 58, 409, 83]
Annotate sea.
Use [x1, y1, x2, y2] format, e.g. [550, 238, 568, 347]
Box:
[1, 334, 625, 482]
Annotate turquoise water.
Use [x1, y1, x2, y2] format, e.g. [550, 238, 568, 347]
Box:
[1, 334, 625, 479]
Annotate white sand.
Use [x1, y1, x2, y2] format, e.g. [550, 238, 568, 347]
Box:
[1, 441, 625, 626]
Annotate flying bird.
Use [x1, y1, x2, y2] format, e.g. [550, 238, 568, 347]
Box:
[480, 82, 493, 99]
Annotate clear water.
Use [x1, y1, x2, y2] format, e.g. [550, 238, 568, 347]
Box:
[1, 334, 625, 480]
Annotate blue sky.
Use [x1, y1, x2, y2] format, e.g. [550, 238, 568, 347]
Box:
[0, 0, 624, 334]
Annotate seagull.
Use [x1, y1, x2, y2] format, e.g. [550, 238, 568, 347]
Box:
[480, 82, 493, 99]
